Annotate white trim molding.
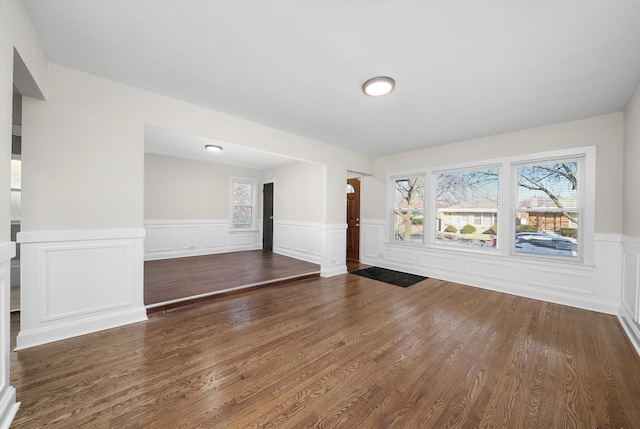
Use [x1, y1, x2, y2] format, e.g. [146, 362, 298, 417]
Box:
[320, 223, 348, 277]
[144, 219, 261, 260]
[361, 219, 621, 314]
[0, 242, 19, 428]
[15, 229, 147, 350]
[273, 220, 322, 265]
[620, 236, 640, 357]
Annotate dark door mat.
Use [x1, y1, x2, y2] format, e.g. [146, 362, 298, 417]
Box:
[351, 266, 428, 288]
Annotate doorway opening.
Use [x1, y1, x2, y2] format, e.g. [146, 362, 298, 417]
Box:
[346, 177, 360, 262]
[10, 86, 22, 312]
[263, 182, 274, 252]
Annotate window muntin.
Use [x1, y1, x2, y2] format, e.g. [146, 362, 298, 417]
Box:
[514, 159, 580, 258]
[435, 167, 499, 249]
[392, 176, 425, 242]
[231, 178, 257, 230]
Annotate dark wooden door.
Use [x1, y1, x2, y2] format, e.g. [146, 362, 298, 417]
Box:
[263, 182, 274, 251]
[346, 178, 360, 261]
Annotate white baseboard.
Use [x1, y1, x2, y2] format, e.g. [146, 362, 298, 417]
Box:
[0, 243, 18, 428]
[619, 304, 640, 358]
[14, 307, 147, 351]
[0, 387, 19, 429]
[321, 264, 348, 277]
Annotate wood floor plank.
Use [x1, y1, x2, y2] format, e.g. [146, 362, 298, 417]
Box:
[10, 265, 640, 428]
[144, 250, 320, 305]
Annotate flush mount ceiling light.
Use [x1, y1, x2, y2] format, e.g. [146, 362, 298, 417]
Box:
[205, 144, 223, 152]
[362, 76, 395, 96]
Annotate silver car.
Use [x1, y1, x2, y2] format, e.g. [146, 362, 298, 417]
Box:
[515, 234, 577, 257]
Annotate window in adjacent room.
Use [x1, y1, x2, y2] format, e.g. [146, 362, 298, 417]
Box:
[231, 177, 257, 230]
[10, 157, 21, 222]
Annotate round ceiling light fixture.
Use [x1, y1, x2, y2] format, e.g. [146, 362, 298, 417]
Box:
[362, 76, 395, 96]
[205, 144, 223, 152]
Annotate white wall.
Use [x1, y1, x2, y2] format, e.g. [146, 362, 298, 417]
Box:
[144, 154, 265, 259]
[620, 84, 640, 355]
[0, 0, 49, 425]
[22, 63, 373, 232]
[263, 161, 324, 223]
[359, 114, 624, 325]
[260, 161, 326, 265]
[144, 153, 262, 220]
[16, 62, 372, 349]
[623, 86, 640, 238]
[368, 113, 624, 234]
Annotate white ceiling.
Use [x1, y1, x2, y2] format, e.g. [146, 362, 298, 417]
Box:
[23, 0, 640, 167]
[144, 125, 296, 170]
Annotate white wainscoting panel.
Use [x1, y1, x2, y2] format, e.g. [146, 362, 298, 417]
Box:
[362, 219, 385, 260]
[145, 225, 173, 253]
[273, 220, 322, 265]
[15, 230, 147, 350]
[144, 220, 261, 260]
[320, 223, 347, 277]
[360, 219, 621, 316]
[620, 236, 640, 357]
[0, 242, 19, 428]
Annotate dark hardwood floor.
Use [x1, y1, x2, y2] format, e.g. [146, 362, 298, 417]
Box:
[144, 250, 321, 307]
[10, 270, 640, 428]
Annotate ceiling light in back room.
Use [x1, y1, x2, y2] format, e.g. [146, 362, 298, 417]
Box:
[205, 144, 223, 152]
[362, 76, 395, 96]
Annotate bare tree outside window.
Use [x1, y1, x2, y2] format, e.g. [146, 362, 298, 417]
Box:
[436, 168, 499, 248]
[393, 176, 424, 242]
[515, 160, 580, 258]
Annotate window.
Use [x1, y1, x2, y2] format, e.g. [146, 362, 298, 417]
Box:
[387, 146, 593, 263]
[435, 167, 499, 249]
[514, 158, 581, 258]
[231, 178, 257, 230]
[392, 175, 425, 242]
[11, 158, 21, 222]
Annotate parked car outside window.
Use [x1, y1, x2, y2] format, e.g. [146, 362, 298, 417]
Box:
[514, 234, 577, 257]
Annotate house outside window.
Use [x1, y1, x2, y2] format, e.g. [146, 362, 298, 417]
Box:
[231, 177, 257, 230]
[392, 175, 425, 243]
[435, 167, 499, 249]
[387, 147, 593, 263]
[514, 159, 581, 258]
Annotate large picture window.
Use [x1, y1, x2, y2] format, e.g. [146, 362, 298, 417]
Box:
[387, 147, 593, 263]
[514, 159, 580, 258]
[392, 175, 425, 242]
[435, 167, 499, 249]
[231, 178, 257, 230]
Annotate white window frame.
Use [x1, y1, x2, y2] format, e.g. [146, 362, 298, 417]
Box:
[510, 152, 588, 263]
[389, 172, 427, 244]
[386, 146, 595, 265]
[10, 156, 21, 222]
[230, 177, 258, 231]
[432, 164, 501, 252]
